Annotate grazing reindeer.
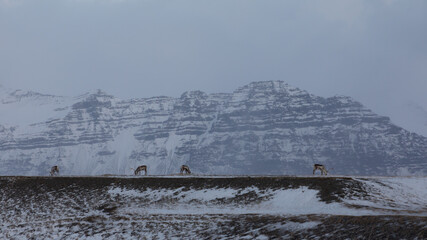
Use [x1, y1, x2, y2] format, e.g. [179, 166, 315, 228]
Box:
[50, 166, 59, 176]
[180, 165, 191, 175]
[313, 164, 328, 175]
[133, 165, 147, 176]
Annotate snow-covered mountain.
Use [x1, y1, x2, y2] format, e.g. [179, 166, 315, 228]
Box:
[1, 81, 426, 176]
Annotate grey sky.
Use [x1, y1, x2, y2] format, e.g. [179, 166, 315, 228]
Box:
[1, 0, 427, 134]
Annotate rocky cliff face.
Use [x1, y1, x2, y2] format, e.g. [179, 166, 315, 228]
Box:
[0, 81, 426, 176]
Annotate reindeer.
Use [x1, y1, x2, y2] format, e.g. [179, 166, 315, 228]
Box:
[50, 166, 59, 176]
[133, 165, 147, 176]
[180, 165, 191, 175]
[313, 164, 328, 175]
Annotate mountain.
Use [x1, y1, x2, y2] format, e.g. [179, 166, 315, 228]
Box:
[0, 81, 426, 176]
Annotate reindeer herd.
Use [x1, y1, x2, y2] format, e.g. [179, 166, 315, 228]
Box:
[130, 164, 191, 176]
[49, 164, 193, 176]
[50, 164, 329, 176]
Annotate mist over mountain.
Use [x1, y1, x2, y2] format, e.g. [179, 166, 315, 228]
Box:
[397, 102, 427, 137]
[0, 81, 426, 176]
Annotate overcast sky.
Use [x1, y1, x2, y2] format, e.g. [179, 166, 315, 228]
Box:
[1, 0, 427, 134]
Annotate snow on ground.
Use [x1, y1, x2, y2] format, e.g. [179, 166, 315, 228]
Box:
[108, 186, 373, 216]
[1, 176, 426, 239]
[344, 176, 427, 214]
[106, 176, 427, 216]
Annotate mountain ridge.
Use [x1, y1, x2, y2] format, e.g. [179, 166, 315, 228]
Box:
[0, 81, 426, 176]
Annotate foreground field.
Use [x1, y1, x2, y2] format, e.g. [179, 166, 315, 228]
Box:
[1, 176, 426, 239]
